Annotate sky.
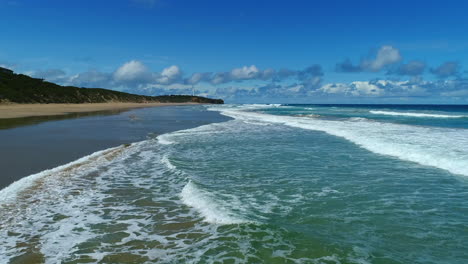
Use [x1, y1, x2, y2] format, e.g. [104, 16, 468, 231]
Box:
[1, 0, 468, 104]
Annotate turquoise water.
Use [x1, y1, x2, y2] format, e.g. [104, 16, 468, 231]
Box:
[1, 104, 468, 263]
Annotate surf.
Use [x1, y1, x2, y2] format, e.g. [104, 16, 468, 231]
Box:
[370, 110, 466, 118]
[180, 181, 249, 225]
[212, 105, 468, 177]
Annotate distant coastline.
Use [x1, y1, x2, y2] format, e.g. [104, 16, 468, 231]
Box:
[0, 66, 223, 120]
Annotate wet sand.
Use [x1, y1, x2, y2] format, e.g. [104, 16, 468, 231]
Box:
[0, 102, 199, 119]
[0, 110, 128, 130]
[0, 105, 230, 189]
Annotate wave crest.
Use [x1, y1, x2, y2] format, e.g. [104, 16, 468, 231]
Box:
[370, 110, 466, 118]
[180, 181, 249, 225]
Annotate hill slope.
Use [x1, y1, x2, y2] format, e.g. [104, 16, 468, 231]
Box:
[0, 67, 223, 104]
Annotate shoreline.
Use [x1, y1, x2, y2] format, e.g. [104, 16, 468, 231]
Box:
[0, 102, 201, 119]
[0, 105, 230, 189]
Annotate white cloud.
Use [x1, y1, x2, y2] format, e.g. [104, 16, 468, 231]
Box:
[362, 46, 402, 72]
[210, 72, 230, 85]
[157, 65, 182, 84]
[114, 60, 151, 82]
[70, 70, 112, 87]
[260, 68, 275, 80]
[336, 45, 402, 73]
[302, 76, 322, 89]
[145, 82, 192, 90]
[186, 72, 204, 85]
[352, 81, 385, 95]
[161, 65, 181, 78]
[319, 81, 385, 96]
[185, 72, 212, 85]
[230, 65, 260, 80]
[286, 84, 304, 93]
[319, 83, 350, 94]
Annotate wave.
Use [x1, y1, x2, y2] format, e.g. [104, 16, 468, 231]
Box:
[0, 146, 125, 204]
[180, 181, 249, 225]
[0, 143, 146, 262]
[215, 106, 468, 177]
[0, 118, 231, 205]
[161, 155, 176, 170]
[158, 135, 175, 145]
[295, 114, 321, 118]
[370, 110, 466, 118]
[349, 117, 370, 122]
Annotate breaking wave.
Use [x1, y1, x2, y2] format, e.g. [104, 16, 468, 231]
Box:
[370, 110, 466, 118]
[180, 181, 249, 225]
[214, 107, 468, 177]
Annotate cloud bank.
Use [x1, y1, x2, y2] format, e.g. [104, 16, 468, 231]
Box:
[19, 44, 467, 102]
[30, 60, 324, 91]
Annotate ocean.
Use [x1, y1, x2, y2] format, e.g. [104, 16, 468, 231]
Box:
[1, 104, 467, 263]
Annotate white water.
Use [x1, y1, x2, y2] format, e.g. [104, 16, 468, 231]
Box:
[1, 104, 467, 263]
[1, 135, 249, 262]
[0, 146, 120, 204]
[213, 106, 468, 177]
[180, 181, 249, 225]
[0, 143, 140, 263]
[370, 110, 466, 118]
[161, 155, 177, 170]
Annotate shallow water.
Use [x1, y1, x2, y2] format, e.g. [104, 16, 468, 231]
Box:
[0, 105, 228, 188]
[1, 104, 467, 263]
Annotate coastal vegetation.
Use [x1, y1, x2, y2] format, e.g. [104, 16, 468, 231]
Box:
[0, 67, 223, 104]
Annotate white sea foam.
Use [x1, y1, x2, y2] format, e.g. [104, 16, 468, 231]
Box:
[161, 155, 176, 170]
[38, 197, 106, 263]
[0, 142, 145, 263]
[0, 137, 216, 263]
[180, 181, 248, 225]
[268, 104, 283, 107]
[1, 118, 279, 262]
[0, 146, 119, 204]
[215, 106, 468, 177]
[246, 103, 280, 109]
[370, 110, 466, 118]
[314, 187, 340, 197]
[207, 104, 274, 112]
[158, 134, 175, 145]
[349, 117, 370, 121]
[295, 114, 321, 118]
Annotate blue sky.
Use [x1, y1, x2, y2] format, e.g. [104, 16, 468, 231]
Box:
[1, 0, 468, 103]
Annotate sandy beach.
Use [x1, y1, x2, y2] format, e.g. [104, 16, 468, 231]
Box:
[0, 102, 200, 119]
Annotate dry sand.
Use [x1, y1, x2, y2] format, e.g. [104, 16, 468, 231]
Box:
[0, 102, 199, 119]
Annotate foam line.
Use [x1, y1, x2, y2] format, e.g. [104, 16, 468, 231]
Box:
[161, 155, 176, 170]
[370, 110, 466, 118]
[180, 181, 248, 225]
